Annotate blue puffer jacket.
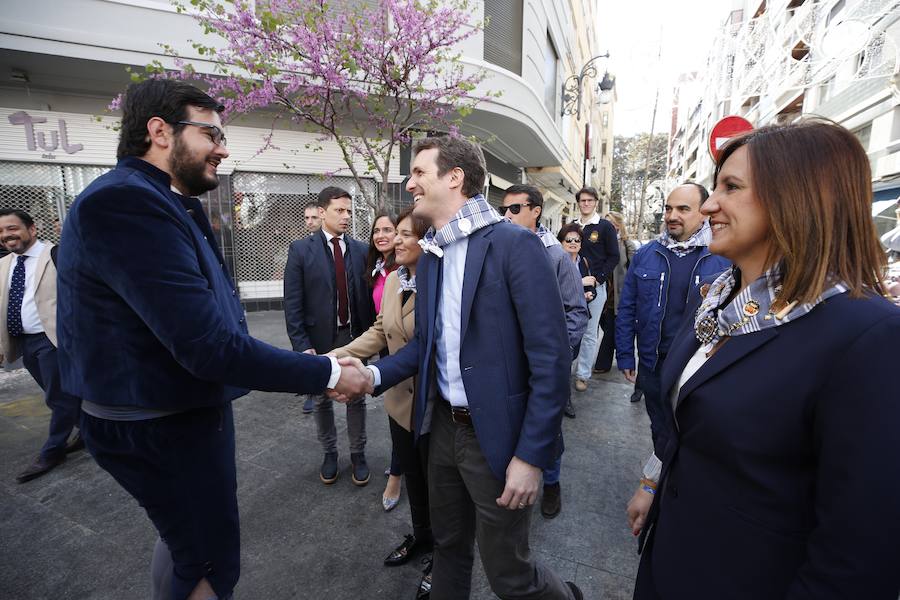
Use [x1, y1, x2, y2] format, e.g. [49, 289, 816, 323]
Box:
[615, 240, 730, 371]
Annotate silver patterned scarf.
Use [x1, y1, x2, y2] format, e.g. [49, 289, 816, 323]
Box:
[396, 265, 417, 294]
[418, 194, 502, 257]
[659, 220, 712, 258]
[694, 264, 848, 353]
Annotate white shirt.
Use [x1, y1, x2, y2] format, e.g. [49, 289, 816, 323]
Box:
[575, 212, 601, 227]
[321, 228, 349, 327]
[6, 239, 46, 335]
[435, 237, 469, 407]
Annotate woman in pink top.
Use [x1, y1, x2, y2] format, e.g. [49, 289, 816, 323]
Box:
[366, 212, 398, 313]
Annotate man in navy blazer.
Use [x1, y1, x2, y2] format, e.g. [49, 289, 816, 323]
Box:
[283, 186, 376, 485]
[55, 80, 371, 600]
[365, 136, 581, 600]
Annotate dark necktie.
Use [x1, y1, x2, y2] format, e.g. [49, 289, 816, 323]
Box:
[7, 255, 27, 337]
[330, 237, 349, 326]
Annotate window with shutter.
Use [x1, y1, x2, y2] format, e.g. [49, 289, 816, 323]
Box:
[484, 0, 523, 75]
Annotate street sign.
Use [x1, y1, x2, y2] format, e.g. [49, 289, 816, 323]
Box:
[709, 116, 754, 162]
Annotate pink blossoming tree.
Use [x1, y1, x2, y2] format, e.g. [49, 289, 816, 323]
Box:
[135, 0, 490, 210]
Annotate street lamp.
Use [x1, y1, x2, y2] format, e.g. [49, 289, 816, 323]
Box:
[560, 52, 615, 119]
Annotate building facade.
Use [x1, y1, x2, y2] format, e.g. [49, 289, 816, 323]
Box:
[666, 0, 899, 238]
[0, 0, 611, 307]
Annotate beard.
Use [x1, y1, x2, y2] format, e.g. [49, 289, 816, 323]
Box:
[170, 135, 220, 196]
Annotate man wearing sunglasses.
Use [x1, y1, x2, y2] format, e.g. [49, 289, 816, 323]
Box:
[55, 79, 372, 600]
[572, 187, 619, 392]
[501, 184, 587, 519]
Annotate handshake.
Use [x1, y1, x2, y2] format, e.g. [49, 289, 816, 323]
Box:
[328, 356, 375, 403]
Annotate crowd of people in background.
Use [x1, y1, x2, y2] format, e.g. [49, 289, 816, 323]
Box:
[1, 78, 899, 600]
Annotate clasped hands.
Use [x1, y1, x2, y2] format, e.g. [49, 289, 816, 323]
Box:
[327, 355, 374, 403]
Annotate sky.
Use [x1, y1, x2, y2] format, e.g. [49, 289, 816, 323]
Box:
[597, 0, 735, 137]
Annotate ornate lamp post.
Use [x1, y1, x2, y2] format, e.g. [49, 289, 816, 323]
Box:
[560, 52, 615, 119]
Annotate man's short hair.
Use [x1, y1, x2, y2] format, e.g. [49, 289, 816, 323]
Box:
[0, 208, 34, 228]
[680, 181, 709, 204]
[303, 203, 319, 214]
[575, 187, 599, 202]
[412, 136, 486, 198]
[116, 79, 224, 160]
[316, 186, 352, 209]
[504, 184, 544, 209]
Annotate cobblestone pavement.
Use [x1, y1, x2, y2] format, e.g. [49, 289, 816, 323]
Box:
[0, 311, 652, 599]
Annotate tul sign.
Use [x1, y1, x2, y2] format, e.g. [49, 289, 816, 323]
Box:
[7, 111, 84, 157]
[708, 116, 754, 162]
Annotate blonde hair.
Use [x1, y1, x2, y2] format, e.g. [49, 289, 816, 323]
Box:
[604, 211, 630, 242]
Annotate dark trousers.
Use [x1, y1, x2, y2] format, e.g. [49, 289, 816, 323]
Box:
[389, 416, 432, 542]
[428, 401, 573, 600]
[314, 327, 367, 454]
[20, 332, 81, 459]
[594, 309, 616, 372]
[82, 405, 239, 600]
[636, 357, 667, 456]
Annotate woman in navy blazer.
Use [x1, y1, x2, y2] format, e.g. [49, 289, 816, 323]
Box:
[626, 120, 900, 599]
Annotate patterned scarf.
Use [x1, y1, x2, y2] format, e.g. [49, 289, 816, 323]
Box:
[418, 194, 502, 257]
[396, 265, 417, 294]
[694, 264, 848, 353]
[371, 257, 387, 278]
[659, 220, 712, 258]
[536, 224, 561, 249]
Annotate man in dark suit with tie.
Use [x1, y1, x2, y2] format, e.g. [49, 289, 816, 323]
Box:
[284, 187, 376, 486]
[55, 79, 372, 600]
[364, 136, 582, 599]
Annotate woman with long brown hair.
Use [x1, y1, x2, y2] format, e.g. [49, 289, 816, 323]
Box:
[627, 120, 900, 599]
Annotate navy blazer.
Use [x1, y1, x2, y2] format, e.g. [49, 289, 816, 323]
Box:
[56, 157, 333, 410]
[374, 221, 571, 480]
[637, 291, 900, 599]
[282, 230, 375, 353]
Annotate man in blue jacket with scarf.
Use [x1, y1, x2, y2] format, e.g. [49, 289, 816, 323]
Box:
[615, 183, 729, 454]
[56, 80, 371, 600]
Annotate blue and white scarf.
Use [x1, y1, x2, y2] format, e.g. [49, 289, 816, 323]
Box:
[659, 220, 712, 258]
[418, 194, 502, 257]
[371, 257, 387, 278]
[536, 224, 561, 249]
[694, 263, 848, 353]
[396, 265, 417, 294]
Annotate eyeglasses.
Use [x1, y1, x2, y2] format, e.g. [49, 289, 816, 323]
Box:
[498, 202, 532, 215]
[577, 198, 597, 204]
[174, 120, 227, 147]
[564, 238, 581, 244]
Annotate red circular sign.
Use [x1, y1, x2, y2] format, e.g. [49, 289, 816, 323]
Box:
[709, 116, 754, 161]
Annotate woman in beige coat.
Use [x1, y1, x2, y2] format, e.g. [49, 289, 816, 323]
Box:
[332, 207, 433, 595]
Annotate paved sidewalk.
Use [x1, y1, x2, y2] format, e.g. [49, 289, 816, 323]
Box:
[0, 311, 652, 599]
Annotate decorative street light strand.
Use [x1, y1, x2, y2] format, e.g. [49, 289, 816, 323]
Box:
[560, 52, 612, 119]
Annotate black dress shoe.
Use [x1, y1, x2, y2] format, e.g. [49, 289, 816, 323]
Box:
[563, 399, 576, 419]
[416, 555, 432, 599]
[541, 482, 561, 519]
[65, 431, 85, 454]
[320, 452, 339, 484]
[566, 581, 583, 600]
[16, 454, 65, 484]
[630, 388, 643, 403]
[384, 534, 425, 566]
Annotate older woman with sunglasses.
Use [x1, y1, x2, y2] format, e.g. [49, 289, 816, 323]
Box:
[628, 120, 900, 599]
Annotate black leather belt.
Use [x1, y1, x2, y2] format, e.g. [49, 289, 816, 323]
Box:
[441, 398, 472, 426]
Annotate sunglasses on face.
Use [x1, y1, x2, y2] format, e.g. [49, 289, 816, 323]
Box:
[498, 202, 532, 215]
[564, 238, 581, 244]
[174, 120, 228, 147]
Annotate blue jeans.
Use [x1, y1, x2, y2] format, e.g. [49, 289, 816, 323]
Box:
[20, 333, 81, 458]
[574, 283, 607, 380]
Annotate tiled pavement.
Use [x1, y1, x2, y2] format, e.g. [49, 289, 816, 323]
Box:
[0, 311, 652, 599]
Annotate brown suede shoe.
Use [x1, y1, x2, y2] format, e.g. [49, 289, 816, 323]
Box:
[16, 454, 65, 484]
